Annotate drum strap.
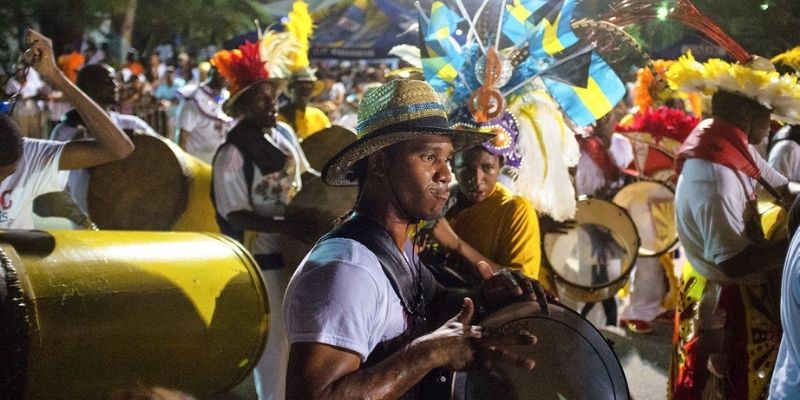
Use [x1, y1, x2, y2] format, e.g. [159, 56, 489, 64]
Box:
[321, 214, 452, 399]
[320, 214, 435, 328]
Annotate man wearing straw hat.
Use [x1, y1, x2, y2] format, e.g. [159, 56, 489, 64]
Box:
[284, 79, 545, 399]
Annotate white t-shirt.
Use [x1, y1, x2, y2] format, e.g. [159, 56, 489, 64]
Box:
[50, 111, 158, 141]
[177, 85, 233, 164]
[49, 110, 158, 212]
[576, 132, 634, 196]
[675, 143, 788, 283]
[769, 140, 800, 183]
[212, 122, 309, 255]
[0, 139, 65, 229]
[770, 231, 800, 399]
[284, 237, 406, 362]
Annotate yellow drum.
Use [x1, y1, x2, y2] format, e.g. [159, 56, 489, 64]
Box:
[0, 230, 267, 399]
[87, 133, 219, 233]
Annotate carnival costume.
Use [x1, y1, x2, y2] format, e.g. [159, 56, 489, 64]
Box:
[210, 24, 308, 400]
[667, 51, 800, 400]
[277, 1, 332, 140]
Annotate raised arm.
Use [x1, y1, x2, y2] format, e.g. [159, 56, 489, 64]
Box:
[26, 29, 133, 170]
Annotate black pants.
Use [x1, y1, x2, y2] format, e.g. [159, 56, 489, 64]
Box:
[580, 297, 617, 326]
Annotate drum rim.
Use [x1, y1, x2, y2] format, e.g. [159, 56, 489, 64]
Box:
[542, 197, 640, 292]
[451, 300, 630, 400]
[612, 180, 678, 258]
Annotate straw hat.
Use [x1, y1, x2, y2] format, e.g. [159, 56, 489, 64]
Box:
[322, 79, 493, 186]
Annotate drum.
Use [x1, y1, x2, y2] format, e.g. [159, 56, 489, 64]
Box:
[0, 229, 267, 400]
[299, 125, 357, 171]
[86, 133, 219, 233]
[543, 198, 640, 302]
[278, 126, 358, 272]
[612, 181, 678, 257]
[451, 301, 629, 400]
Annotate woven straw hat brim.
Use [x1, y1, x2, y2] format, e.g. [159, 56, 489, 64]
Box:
[222, 78, 287, 116]
[322, 127, 493, 187]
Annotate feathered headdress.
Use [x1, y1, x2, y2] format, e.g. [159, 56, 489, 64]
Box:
[211, 29, 299, 114]
[633, 59, 702, 117]
[406, 0, 647, 220]
[772, 46, 800, 72]
[667, 51, 800, 124]
[285, 0, 314, 75]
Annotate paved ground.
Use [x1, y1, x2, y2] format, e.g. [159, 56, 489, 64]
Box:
[602, 321, 672, 400]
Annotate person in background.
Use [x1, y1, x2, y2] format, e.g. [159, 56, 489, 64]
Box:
[278, 67, 331, 141]
[50, 63, 156, 213]
[176, 67, 232, 163]
[4, 61, 45, 139]
[154, 67, 186, 140]
[210, 37, 321, 400]
[0, 29, 133, 230]
[768, 124, 800, 183]
[574, 101, 634, 330]
[671, 69, 797, 398]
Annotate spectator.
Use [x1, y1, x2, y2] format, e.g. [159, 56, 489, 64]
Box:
[0, 29, 133, 230]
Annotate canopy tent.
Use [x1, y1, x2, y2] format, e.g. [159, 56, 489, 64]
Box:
[225, 0, 418, 59]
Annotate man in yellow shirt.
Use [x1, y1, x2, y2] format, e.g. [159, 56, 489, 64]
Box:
[431, 144, 543, 288]
[278, 68, 331, 140]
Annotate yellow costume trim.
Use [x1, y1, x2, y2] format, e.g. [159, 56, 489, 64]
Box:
[667, 51, 800, 123]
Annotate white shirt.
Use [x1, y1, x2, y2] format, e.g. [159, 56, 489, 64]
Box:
[675, 142, 787, 283]
[284, 237, 406, 362]
[576, 132, 634, 196]
[4, 69, 43, 99]
[212, 122, 309, 255]
[769, 140, 800, 183]
[50, 111, 158, 141]
[177, 85, 233, 164]
[0, 139, 65, 229]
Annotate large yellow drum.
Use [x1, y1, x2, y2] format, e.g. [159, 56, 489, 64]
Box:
[0, 230, 268, 399]
[87, 133, 219, 233]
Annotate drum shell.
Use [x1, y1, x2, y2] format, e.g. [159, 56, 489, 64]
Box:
[543, 198, 640, 303]
[87, 134, 219, 233]
[452, 301, 629, 400]
[612, 181, 678, 257]
[0, 230, 267, 399]
[278, 126, 358, 271]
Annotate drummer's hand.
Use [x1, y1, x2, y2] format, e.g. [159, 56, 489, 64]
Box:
[479, 269, 550, 315]
[415, 298, 536, 371]
[539, 214, 576, 235]
[25, 29, 61, 83]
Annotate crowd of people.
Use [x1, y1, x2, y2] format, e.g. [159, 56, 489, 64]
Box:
[5, 4, 800, 399]
[1, 43, 390, 147]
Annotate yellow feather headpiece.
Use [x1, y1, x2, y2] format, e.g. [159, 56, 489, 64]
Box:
[667, 51, 800, 123]
[285, 0, 314, 75]
[772, 46, 800, 72]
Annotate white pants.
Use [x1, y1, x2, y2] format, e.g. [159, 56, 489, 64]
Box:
[253, 267, 291, 400]
[620, 256, 664, 321]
